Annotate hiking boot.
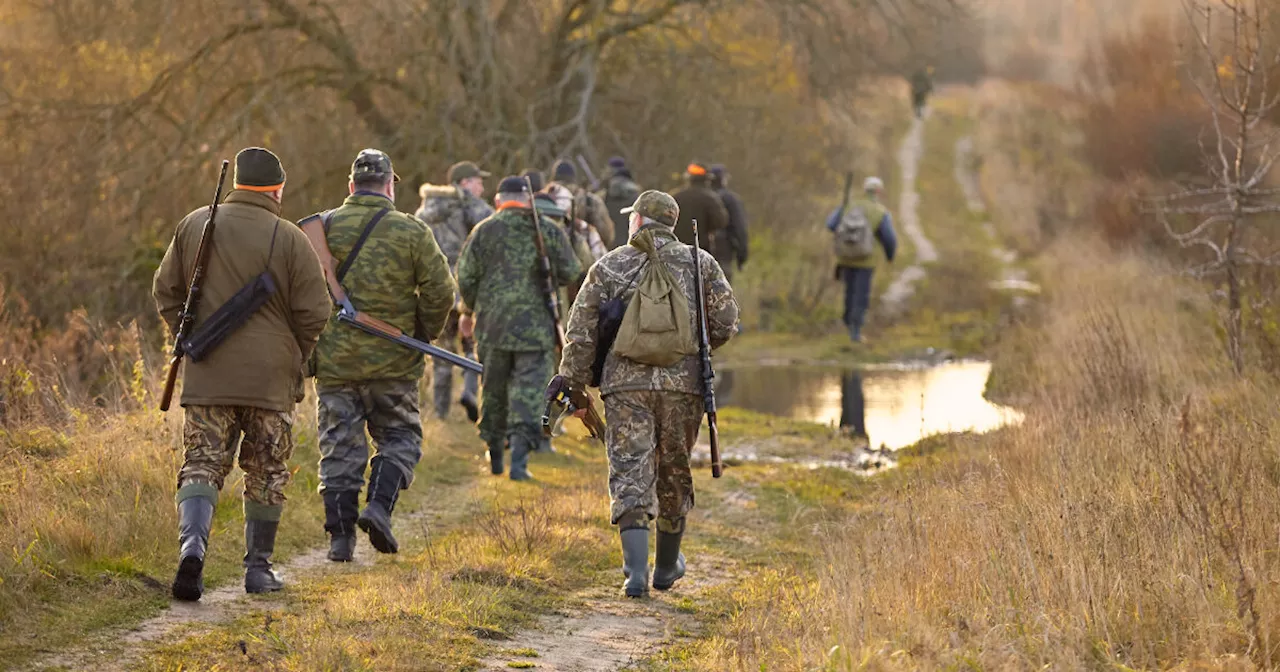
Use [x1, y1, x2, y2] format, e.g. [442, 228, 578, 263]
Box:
[244, 519, 284, 594]
[533, 436, 555, 454]
[848, 324, 862, 343]
[620, 528, 650, 598]
[323, 490, 359, 562]
[171, 496, 214, 602]
[357, 458, 402, 554]
[460, 392, 480, 423]
[487, 441, 505, 476]
[509, 436, 534, 481]
[652, 529, 686, 591]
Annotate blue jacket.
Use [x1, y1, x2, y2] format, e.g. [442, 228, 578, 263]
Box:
[826, 206, 897, 263]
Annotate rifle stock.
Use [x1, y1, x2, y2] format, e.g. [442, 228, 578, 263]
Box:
[691, 219, 722, 478]
[159, 159, 230, 412]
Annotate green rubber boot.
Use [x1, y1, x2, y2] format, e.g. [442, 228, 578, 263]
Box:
[620, 528, 650, 598]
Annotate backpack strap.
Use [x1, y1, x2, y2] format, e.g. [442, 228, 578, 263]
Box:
[336, 207, 391, 283]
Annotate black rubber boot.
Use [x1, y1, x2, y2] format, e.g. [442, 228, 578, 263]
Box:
[620, 528, 650, 598]
[460, 392, 480, 423]
[323, 490, 359, 562]
[171, 496, 214, 602]
[487, 441, 505, 476]
[244, 519, 284, 594]
[357, 458, 402, 554]
[652, 529, 687, 591]
[509, 436, 534, 481]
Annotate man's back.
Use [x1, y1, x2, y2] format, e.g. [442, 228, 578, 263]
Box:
[456, 206, 581, 352]
[602, 174, 642, 248]
[313, 193, 454, 386]
[416, 184, 492, 271]
[672, 184, 728, 251]
[154, 190, 331, 411]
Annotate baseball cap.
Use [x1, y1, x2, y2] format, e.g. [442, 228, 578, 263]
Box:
[447, 161, 490, 183]
[350, 148, 399, 182]
[620, 190, 679, 227]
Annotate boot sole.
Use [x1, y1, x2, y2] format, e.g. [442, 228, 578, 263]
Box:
[652, 574, 684, 591]
[171, 556, 204, 602]
[358, 516, 399, 554]
[245, 582, 284, 594]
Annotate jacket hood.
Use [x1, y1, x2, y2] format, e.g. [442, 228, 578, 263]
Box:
[419, 183, 461, 201]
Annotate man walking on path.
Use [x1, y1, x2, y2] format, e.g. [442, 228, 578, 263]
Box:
[416, 161, 494, 422]
[709, 164, 748, 283]
[457, 176, 581, 480]
[827, 176, 897, 343]
[599, 156, 642, 250]
[551, 159, 614, 250]
[911, 67, 934, 119]
[312, 149, 456, 562]
[555, 190, 739, 597]
[153, 147, 332, 601]
[672, 162, 729, 254]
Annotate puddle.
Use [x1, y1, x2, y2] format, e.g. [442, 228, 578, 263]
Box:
[716, 361, 1022, 451]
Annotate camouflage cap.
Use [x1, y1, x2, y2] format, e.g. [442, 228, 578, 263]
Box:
[350, 148, 399, 183]
[448, 161, 490, 183]
[620, 189, 679, 227]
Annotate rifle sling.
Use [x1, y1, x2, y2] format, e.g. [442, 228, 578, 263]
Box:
[336, 207, 392, 283]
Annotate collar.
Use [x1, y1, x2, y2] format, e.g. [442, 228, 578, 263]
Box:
[497, 201, 530, 211]
[344, 192, 395, 207]
[223, 189, 282, 215]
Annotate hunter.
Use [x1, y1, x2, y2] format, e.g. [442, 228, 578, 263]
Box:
[312, 149, 455, 561]
[672, 162, 729, 254]
[599, 156, 642, 250]
[555, 190, 739, 597]
[709, 164, 749, 283]
[153, 147, 331, 601]
[826, 176, 897, 343]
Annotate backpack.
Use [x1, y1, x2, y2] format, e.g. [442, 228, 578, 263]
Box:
[611, 229, 696, 367]
[833, 202, 877, 265]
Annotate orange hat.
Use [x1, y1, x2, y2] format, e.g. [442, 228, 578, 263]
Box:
[686, 162, 708, 177]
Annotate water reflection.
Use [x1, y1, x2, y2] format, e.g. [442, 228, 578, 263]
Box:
[715, 361, 1022, 450]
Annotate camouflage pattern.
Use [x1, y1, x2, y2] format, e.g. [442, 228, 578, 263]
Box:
[477, 347, 555, 447]
[601, 173, 642, 248]
[621, 190, 679, 227]
[456, 205, 582, 352]
[179, 405, 296, 506]
[559, 224, 739, 396]
[432, 309, 479, 418]
[311, 193, 456, 388]
[570, 186, 614, 250]
[317, 380, 422, 492]
[416, 184, 494, 271]
[604, 390, 702, 531]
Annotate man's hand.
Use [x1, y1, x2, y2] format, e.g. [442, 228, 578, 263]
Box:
[459, 313, 475, 339]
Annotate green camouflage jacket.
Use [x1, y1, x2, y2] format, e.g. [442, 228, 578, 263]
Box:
[457, 204, 582, 353]
[312, 192, 456, 386]
[415, 184, 494, 271]
[559, 225, 739, 396]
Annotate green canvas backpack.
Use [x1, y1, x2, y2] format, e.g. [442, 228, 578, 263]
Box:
[611, 228, 696, 366]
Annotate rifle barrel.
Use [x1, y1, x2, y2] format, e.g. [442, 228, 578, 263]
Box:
[691, 219, 723, 478]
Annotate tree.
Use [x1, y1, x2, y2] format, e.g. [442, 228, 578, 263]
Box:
[1155, 0, 1280, 373]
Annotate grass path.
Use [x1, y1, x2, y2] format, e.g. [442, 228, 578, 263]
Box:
[880, 111, 937, 314]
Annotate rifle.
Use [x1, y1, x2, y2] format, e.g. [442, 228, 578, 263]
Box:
[543, 374, 605, 440]
[691, 219, 723, 478]
[839, 171, 854, 218]
[525, 176, 567, 349]
[159, 160, 230, 412]
[298, 213, 483, 374]
[576, 154, 600, 191]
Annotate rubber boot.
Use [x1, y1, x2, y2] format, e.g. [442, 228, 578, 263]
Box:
[534, 435, 555, 454]
[323, 490, 359, 562]
[487, 440, 505, 476]
[357, 458, 402, 554]
[509, 435, 534, 481]
[620, 528, 650, 598]
[849, 323, 862, 343]
[243, 519, 284, 594]
[171, 496, 214, 602]
[652, 529, 687, 591]
[432, 361, 452, 420]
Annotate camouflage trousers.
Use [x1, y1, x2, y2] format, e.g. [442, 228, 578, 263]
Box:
[478, 347, 554, 448]
[604, 390, 703, 533]
[317, 380, 422, 493]
[178, 405, 295, 510]
[431, 309, 479, 419]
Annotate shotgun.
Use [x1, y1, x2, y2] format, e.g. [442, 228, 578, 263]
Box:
[691, 218, 722, 478]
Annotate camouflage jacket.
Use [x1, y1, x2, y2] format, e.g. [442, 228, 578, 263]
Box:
[457, 205, 583, 353]
[569, 185, 614, 249]
[559, 225, 739, 396]
[312, 192, 456, 387]
[415, 184, 493, 271]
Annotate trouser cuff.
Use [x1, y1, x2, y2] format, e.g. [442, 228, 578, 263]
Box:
[176, 482, 219, 505]
[616, 509, 651, 531]
[244, 500, 283, 522]
[656, 517, 686, 534]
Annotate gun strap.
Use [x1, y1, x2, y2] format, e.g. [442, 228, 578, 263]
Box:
[336, 207, 391, 283]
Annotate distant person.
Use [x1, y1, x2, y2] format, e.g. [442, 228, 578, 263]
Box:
[709, 164, 748, 283]
[911, 67, 934, 119]
[672, 162, 729, 254]
[416, 161, 493, 422]
[553, 190, 739, 597]
[827, 176, 897, 343]
[550, 159, 614, 249]
[600, 156, 642, 249]
[310, 149, 456, 562]
[153, 147, 332, 601]
[456, 176, 581, 480]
